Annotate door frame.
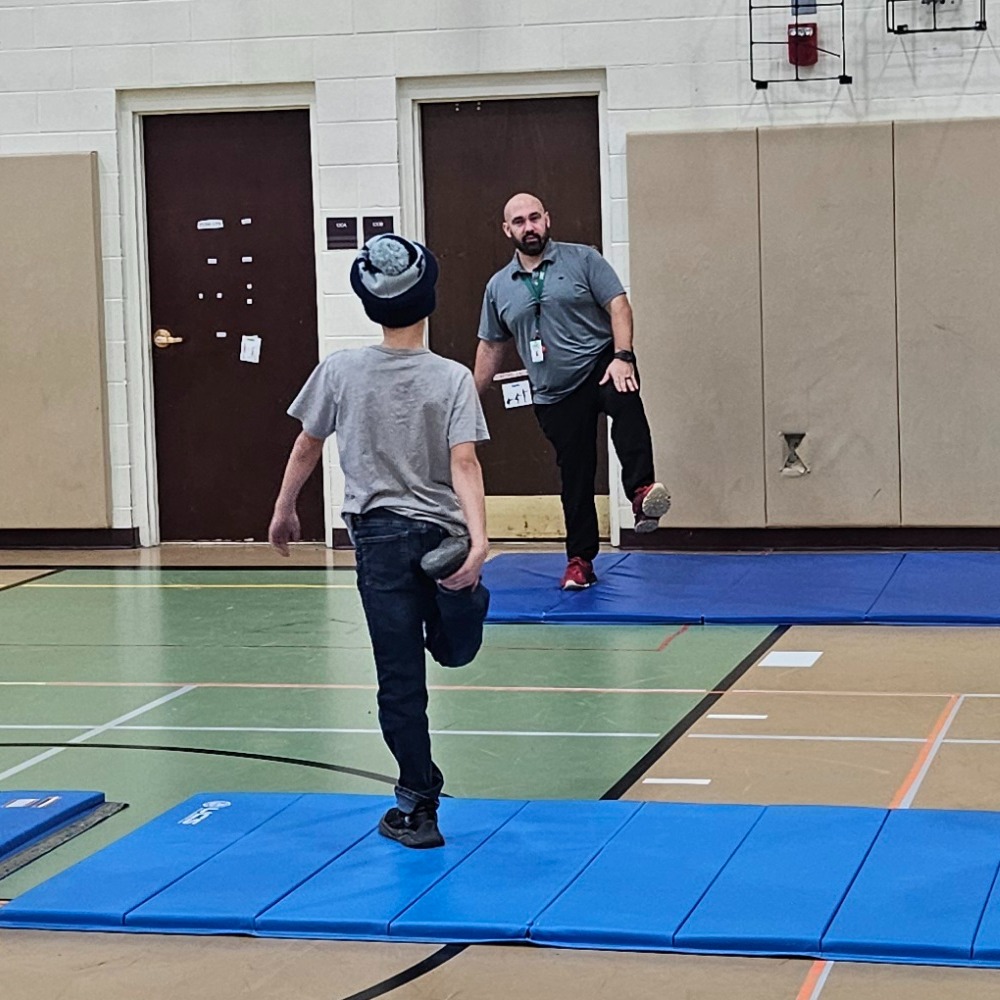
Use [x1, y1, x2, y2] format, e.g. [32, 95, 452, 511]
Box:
[117, 84, 324, 546]
[396, 70, 623, 545]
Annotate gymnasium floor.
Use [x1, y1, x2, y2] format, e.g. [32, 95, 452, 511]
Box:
[2, 548, 1000, 999]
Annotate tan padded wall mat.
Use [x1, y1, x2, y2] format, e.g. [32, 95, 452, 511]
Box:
[0, 153, 109, 529]
[895, 119, 1000, 525]
[627, 130, 765, 528]
[759, 124, 900, 526]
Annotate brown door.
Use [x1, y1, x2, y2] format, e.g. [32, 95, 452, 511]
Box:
[143, 110, 323, 541]
[421, 96, 609, 538]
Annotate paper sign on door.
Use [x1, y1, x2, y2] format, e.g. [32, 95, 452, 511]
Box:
[502, 379, 532, 409]
[240, 335, 261, 364]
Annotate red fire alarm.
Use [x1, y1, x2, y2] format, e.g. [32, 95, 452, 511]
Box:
[788, 22, 819, 66]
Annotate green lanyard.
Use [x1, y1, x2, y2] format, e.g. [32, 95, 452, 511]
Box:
[521, 263, 549, 335]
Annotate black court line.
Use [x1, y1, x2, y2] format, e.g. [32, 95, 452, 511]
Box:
[0, 569, 62, 593]
[337, 944, 468, 1000]
[600, 624, 789, 800]
[331, 626, 793, 1000]
[0, 743, 398, 787]
[0, 801, 127, 884]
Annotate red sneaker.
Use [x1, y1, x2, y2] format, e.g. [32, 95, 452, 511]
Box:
[632, 482, 671, 533]
[561, 556, 597, 590]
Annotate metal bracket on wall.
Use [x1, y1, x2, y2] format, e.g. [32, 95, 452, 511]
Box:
[780, 432, 810, 477]
[750, 0, 852, 88]
[886, 0, 986, 34]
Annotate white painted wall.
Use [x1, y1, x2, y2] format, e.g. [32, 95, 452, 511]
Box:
[0, 0, 995, 537]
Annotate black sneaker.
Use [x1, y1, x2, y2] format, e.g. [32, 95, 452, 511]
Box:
[420, 536, 470, 580]
[378, 805, 445, 849]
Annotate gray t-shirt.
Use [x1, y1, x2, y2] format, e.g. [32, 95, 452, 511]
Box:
[288, 346, 489, 535]
[477, 241, 625, 404]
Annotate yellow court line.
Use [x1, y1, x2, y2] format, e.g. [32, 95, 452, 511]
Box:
[23, 583, 356, 590]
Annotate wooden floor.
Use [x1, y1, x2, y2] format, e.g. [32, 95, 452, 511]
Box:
[2, 547, 1000, 999]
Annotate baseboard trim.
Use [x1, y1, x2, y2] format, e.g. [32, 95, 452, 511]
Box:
[620, 526, 1000, 551]
[0, 528, 140, 550]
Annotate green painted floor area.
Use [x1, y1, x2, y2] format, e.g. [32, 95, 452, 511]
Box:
[0, 568, 774, 898]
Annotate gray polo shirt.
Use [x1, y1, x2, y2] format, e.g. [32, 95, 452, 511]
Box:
[477, 240, 625, 404]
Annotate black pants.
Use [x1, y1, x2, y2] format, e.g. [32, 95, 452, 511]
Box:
[534, 352, 655, 562]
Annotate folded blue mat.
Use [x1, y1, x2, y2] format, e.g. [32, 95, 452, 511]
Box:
[531, 803, 764, 950]
[675, 805, 887, 954]
[389, 799, 639, 942]
[257, 798, 526, 940]
[483, 553, 628, 623]
[0, 790, 106, 861]
[482, 551, 909, 625]
[0, 793, 298, 930]
[866, 552, 1000, 624]
[543, 554, 752, 624]
[8, 794, 1000, 969]
[126, 795, 386, 933]
[971, 844, 1000, 962]
[823, 809, 1000, 963]
[704, 553, 904, 624]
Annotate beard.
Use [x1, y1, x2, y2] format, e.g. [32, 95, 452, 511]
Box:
[512, 228, 550, 256]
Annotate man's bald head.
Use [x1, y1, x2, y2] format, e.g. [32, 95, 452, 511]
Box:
[503, 192, 546, 223]
[502, 193, 551, 258]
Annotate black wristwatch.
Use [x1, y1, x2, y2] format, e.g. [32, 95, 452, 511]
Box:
[613, 350, 636, 364]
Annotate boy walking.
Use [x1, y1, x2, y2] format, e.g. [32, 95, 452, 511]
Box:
[269, 234, 490, 849]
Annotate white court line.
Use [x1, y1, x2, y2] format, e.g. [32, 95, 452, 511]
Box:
[803, 961, 835, 1000]
[643, 778, 711, 786]
[0, 686, 195, 783]
[897, 695, 965, 810]
[113, 725, 661, 738]
[688, 733, 922, 744]
[706, 713, 768, 721]
[0, 726, 95, 731]
[0, 724, 659, 739]
[809, 694, 967, 999]
[0, 681, 711, 695]
[758, 650, 823, 668]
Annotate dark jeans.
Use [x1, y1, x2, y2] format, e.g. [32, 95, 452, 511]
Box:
[351, 510, 490, 812]
[534, 350, 655, 562]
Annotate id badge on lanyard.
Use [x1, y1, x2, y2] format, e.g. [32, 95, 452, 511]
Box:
[523, 263, 548, 364]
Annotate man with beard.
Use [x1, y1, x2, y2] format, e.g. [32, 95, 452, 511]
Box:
[473, 192, 669, 591]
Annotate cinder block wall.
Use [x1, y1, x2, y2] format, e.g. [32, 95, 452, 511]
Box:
[0, 0, 994, 534]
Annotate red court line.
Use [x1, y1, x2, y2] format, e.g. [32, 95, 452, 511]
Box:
[793, 693, 962, 998]
[795, 960, 831, 1000]
[657, 623, 691, 651]
[889, 693, 960, 809]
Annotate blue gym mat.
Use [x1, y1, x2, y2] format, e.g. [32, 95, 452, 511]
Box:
[6, 793, 1000, 968]
[482, 550, 1000, 625]
[0, 790, 106, 863]
[866, 552, 1000, 624]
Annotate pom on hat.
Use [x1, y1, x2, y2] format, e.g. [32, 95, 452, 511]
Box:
[349, 234, 439, 329]
[367, 236, 413, 277]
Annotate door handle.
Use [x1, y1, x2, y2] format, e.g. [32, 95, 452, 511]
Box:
[153, 328, 184, 349]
